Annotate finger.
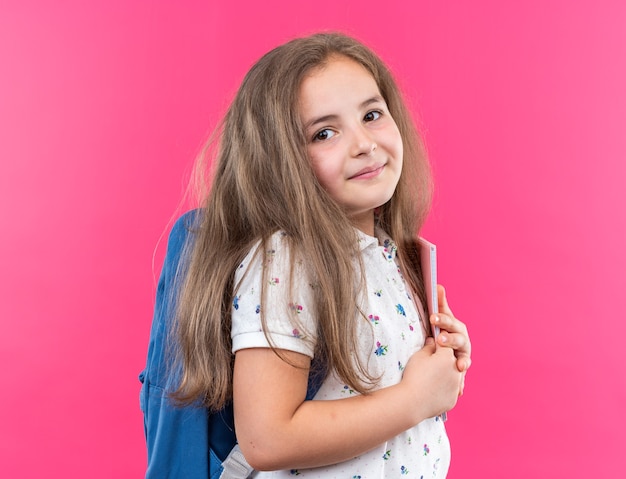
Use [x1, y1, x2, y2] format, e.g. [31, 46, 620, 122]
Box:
[438, 332, 472, 370]
[456, 355, 472, 373]
[437, 284, 454, 317]
[432, 314, 470, 353]
[436, 330, 468, 351]
[431, 312, 459, 333]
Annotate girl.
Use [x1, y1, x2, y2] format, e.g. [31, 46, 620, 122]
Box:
[172, 32, 471, 477]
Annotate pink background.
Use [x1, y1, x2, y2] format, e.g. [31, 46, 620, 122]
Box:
[1, 0, 625, 477]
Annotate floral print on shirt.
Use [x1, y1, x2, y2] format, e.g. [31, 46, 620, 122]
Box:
[230, 229, 450, 478]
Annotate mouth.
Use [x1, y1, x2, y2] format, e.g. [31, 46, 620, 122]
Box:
[348, 163, 386, 180]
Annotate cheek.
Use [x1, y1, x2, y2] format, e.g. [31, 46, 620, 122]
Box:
[392, 129, 403, 157]
[308, 153, 342, 190]
[392, 136, 404, 172]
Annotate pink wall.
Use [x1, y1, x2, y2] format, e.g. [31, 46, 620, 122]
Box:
[1, 0, 624, 477]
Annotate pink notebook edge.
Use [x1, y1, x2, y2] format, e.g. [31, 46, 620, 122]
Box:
[417, 237, 440, 337]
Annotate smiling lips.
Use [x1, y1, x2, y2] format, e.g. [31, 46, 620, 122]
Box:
[348, 163, 386, 180]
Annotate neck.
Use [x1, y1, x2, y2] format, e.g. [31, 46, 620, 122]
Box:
[349, 211, 375, 236]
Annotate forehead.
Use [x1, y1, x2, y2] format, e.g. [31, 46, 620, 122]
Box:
[298, 56, 381, 115]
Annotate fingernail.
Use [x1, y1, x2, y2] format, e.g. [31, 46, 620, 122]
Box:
[439, 335, 447, 343]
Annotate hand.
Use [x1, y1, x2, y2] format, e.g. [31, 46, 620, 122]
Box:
[401, 337, 463, 418]
[430, 285, 472, 394]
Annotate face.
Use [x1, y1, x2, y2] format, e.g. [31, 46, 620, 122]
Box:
[299, 56, 403, 235]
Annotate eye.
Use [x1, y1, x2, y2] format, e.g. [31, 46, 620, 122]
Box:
[312, 128, 335, 142]
[364, 110, 382, 122]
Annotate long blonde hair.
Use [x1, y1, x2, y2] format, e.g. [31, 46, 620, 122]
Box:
[172, 32, 432, 410]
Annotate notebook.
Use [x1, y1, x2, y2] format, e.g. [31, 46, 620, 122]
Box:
[417, 237, 440, 338]
[417, 236, 448, 422]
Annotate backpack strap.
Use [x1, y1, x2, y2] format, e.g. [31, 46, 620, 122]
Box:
[220, 445, 255, 479]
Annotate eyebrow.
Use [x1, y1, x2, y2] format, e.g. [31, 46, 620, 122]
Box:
[303, 95, 386, 131]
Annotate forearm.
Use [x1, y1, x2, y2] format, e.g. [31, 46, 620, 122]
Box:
[234, 341, 461, 471]
[236, 381, 425, 471]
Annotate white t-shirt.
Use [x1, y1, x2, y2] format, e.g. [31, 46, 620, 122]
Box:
[231, 229, 450, 478]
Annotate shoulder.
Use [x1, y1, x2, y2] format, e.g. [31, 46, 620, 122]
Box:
[238, 231, 293, 271]
[235, 231, 314, 295]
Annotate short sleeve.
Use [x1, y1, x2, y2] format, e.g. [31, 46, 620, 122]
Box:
[231, 232, 316, 358]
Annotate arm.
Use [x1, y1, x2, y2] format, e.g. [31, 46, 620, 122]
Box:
[233, 341, 462, 471]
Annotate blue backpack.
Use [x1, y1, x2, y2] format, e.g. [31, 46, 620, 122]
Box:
[139, 211, 321, 478]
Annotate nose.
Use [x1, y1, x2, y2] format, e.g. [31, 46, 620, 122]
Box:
[351, 126, 377, 158]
